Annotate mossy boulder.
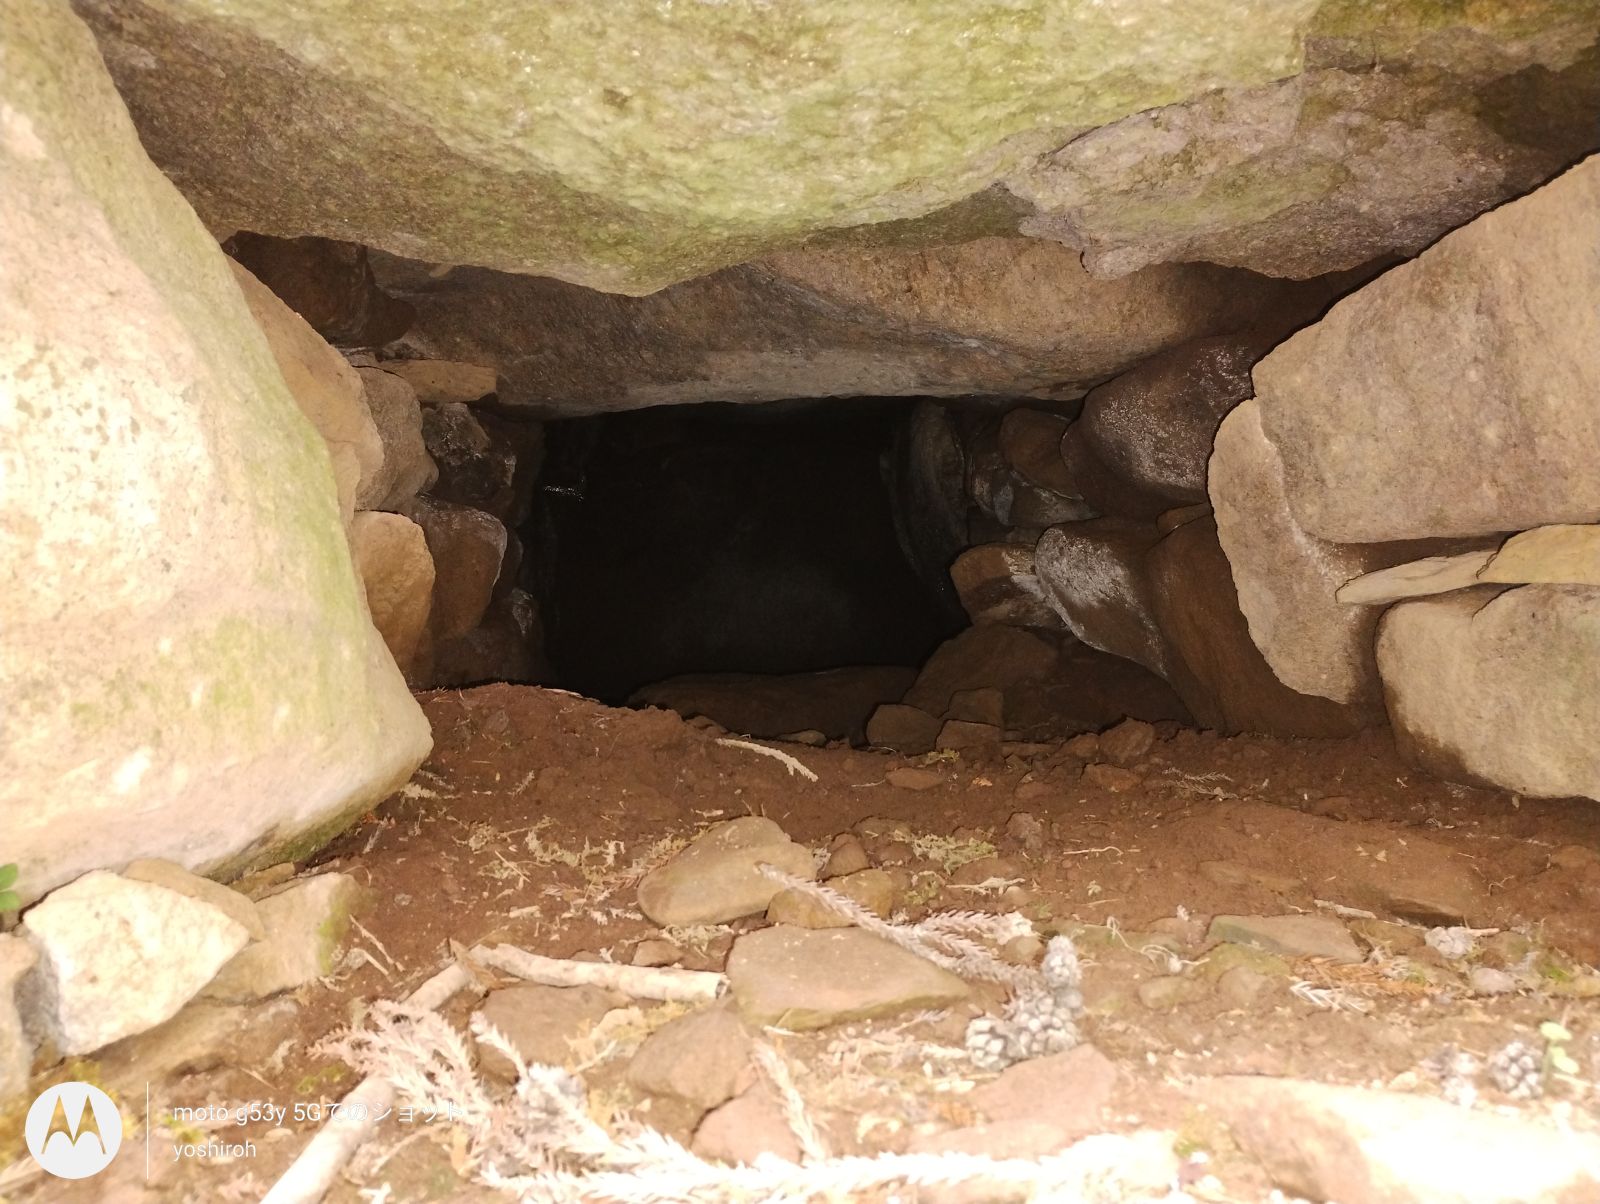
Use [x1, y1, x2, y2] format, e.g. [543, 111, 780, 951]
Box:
[1, 3, 429, 904]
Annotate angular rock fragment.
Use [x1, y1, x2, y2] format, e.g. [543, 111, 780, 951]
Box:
[1035, 519, 1170, 678]
[204, 873, 358, 1001]
[23, 872, 250, 1054]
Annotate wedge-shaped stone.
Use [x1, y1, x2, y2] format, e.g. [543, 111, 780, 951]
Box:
[1480, 524, 1600, 587]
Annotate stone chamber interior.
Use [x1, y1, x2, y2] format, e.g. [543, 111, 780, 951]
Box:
[7, 5, 1600, 1203]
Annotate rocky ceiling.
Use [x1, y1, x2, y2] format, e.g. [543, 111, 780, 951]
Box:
[79, 0, 1600, 297]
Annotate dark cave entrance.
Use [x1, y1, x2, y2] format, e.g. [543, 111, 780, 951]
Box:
[529, 398, 967, 706]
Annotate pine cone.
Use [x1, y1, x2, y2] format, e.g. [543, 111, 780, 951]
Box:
[1487, 1040, 1543, 1100]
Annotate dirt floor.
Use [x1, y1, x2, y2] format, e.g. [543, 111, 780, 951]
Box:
[10, 682, 1600, 1202]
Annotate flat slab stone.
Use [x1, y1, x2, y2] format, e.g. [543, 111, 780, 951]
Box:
[637, 817, 814, 927]
[474, 983, 624, 1079]
[23, 871, 250, 1054]
[1204, 1077, 1600, 1203]
[1480, 524, 1600, 587]
[1206, 914, 1361, 963]
[727, 926, 969, 1030]
[1336, 548, 1497, 605]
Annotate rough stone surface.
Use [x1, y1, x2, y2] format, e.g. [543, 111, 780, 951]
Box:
[637, 818, 815, 927]
[428, 586, 545, 689]
[865, 704, 944, 756]
[902, 624, 1060, 718]
[224, 233, 414, 348]
[968, 425, 1096, 529]
[1254, 155, 1600, 543]
[475, 984, 623, 1080]
[355, 368, 436, 511]
[1378, 586, 1600, 800]
[1058, 423, 1173, 522]
[950, 543, 1060, 630]
[727, 926, 969, 1030]
[1149, 515, 1376, 737]
[767, 869, 895, 930]
[1209, 400, 1389, 703]
[349, 512, 436, 680]
[204, 872, 357, 1001]
[1098, 719, 1155, 766]
[1, 3, 430, 904]
[0, 935, 39, 1105]
[82, 3, 1341, 292]
[22, 871, 250, 1054]
[1083, 763, 1143, 794]
[1036, 519, 1170, 678]
[1336, 548, 1499, 605]
[946, 687, 1006, 728]
[997, 408, 1077, 496]
[937, 720, 1003, 754]
[379, 240, 1349, 414]
[970, 1044, 1117, 1144]
[378, 360, 497, 405]
[1205, 1077, 1600, 1204]
[230, 260, 385, 520]
[634, 666, 915, 743]
[1481, 525, 1600, 587]
[403, 498, 507, 642]
[1012, 25, 1600, 281]
[885, 767, 944, 792]
[1081, 335, 1262, 502]
[887, 401, 970, 613]
[626, 1003, 752, 1112]
[1206, 914, 1362, 964]
[692, 1084, 802, 1166]
[420, 402, 517, 514]
[122, 858, 265, 942]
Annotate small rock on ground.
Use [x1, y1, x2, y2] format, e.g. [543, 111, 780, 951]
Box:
[626, 1001, 752, 1111]
[204, 873, 357, 1001]
[1207, 914, 1363, 963]
[886, 767, 944, 791]
[1083, 763, 1142, 792]
[691, 1083, 802, 1165]
[767, 869, 896, 929]
[631, 939, 683, 968]
[637, 817, 815, 926]
[22, 871, 250, 1054]
[727, 926, 969, 1030]
[970, 1044, 1117, 1144]
[821, 835, 871, 878]
[1098, 719, 1156, 765]
[1138, 975, 1207, 1010]
[475, 983, 624, 1079]
[866, 704, 942, 754]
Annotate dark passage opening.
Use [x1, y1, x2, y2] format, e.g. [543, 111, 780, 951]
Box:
[529, 399, 964, 704]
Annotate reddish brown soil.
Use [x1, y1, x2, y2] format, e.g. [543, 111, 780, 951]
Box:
[13, 682, 1600, 1202]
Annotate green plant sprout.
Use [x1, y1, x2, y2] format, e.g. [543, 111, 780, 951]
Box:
[0, 864, 19, 914]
